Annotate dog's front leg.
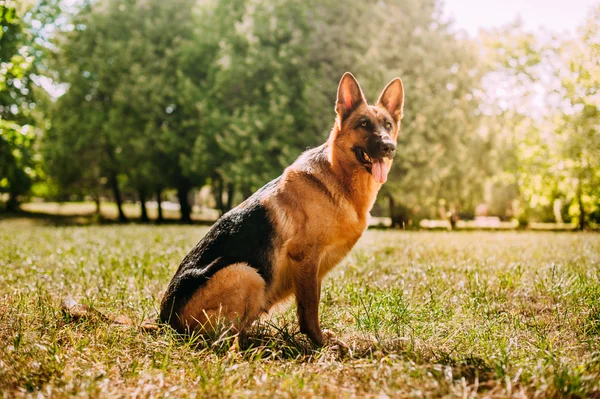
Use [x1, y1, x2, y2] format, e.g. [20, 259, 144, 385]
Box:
[293, 264, 324, 346]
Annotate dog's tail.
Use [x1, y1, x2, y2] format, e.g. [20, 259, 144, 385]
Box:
[61, 298, 159, 331]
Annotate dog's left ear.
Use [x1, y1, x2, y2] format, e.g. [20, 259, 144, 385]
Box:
[377, 78, 404, 121]
[336, 72, 366, 122]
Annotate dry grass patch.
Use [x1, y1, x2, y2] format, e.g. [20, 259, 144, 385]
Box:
[1, 222, 599, 397]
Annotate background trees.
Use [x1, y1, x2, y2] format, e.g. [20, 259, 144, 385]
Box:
[557, 7, 600, 229]
[1, 0, 598, 228]
[0, 0, 40, 211]
[481, 7, 600, 229]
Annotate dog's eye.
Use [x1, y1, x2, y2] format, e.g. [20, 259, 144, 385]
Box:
[385, 122, 392, 130]
[360, 121, 368, 128]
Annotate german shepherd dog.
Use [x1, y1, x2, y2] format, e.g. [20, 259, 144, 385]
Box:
[158, 73, 404, 345]
[63, 73, 404, 346]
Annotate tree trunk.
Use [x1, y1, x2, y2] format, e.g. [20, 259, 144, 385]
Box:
[388, 195, 411, 229]
[388, 194, 396, 228]
[178, 181, 192, 224]
[225, 182, 235, 213]
[94, 193, 101, 215]
[139, 188, 149, 223]
[156, 189, 163, 223]
[6, 191, 19, 212]
[577, 180, 586, 231]
[104, 144, 126, 222]
[110, 172, 127, 222]
[213, 177, 225, 215]
[553, 198, 563, 224]
[242, 184, 252, 200]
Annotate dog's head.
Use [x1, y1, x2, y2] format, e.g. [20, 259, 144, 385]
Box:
[332, 72, 404, 184]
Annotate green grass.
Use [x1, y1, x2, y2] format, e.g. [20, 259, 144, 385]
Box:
[1, 220, 599, 397]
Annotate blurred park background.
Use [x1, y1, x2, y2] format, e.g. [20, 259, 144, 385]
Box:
[1, 0, 599, 229]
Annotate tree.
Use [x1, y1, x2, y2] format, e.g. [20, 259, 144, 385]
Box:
[339, 0, 488, 225]
[556, 6, 600, 229]
[43, 0, 130, 221]
[0, 1, 40, 210]
[43, 0, 206, 222]
[481, 9, 600, 229]
[185, 0, 488, 224]
[186, 0, 316, 214]
[478, 25, 559, 224]
[38, 0, 597, 230]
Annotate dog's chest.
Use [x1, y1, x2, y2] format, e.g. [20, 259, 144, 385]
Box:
[319, 239, 356, 278]
[318, 214, 366, 278]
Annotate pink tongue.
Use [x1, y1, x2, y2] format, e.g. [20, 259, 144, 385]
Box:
[371, 159, 389, 184]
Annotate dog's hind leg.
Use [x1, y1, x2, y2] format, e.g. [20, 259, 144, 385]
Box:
[178, 263, 267, 336]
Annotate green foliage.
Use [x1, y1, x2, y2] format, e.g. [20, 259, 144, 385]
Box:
[191, 0, 314, 192]
[369, 1, 489, 220]
[557, 7, 600, 227]
[4, 0, 597, 225]
[0, 0, 39, 209]
[43, 0, 207, 220]
[482, 6, 600, 228]
[39, 0, 493, 219]
[0, 121, 37, 202]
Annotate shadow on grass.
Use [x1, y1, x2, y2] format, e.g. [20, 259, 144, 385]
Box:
[241, 325, 497, 387]
[165, 321, 496, 383]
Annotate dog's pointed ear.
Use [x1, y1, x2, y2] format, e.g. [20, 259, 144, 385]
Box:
[336, 72, 366, 122]
[377, 78, 404, 121]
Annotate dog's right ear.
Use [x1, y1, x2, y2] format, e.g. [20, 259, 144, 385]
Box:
[335, 72, 366, 122]
[377, 77, 404, 121]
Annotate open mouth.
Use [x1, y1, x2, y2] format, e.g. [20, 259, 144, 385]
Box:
[354, 147, 390, 184]
[355, 148, 373, 170]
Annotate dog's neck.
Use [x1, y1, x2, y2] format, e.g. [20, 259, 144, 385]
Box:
[326, 127, 381, 217]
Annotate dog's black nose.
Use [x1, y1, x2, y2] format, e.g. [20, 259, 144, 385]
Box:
[380, 140, 396, 158]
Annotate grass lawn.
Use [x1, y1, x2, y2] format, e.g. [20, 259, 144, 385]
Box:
[1, 220, 599, 397]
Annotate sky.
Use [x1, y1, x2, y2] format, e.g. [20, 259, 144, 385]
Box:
[442, 0, 598, 35]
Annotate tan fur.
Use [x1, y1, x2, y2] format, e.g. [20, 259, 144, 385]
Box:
[179, 263, 267, 333]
